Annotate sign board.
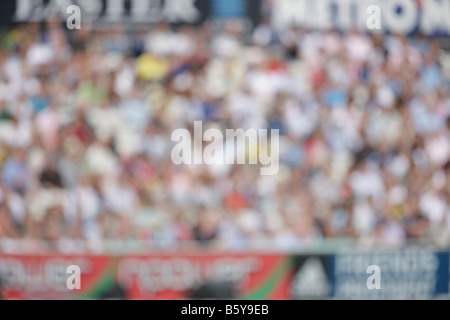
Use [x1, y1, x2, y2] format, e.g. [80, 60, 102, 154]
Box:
[0, 0, 263, 27]
[269, 0, 450, 36]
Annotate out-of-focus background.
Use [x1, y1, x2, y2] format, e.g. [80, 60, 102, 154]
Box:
[0, 0, 449, 300]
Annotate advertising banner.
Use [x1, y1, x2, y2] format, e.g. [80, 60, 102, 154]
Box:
[0, 0, 263, 27]
[1, 250, 449, 299]
[0, 253, 292, 300]
[269, 0, 450, 36]
[330, 250, 450, 299]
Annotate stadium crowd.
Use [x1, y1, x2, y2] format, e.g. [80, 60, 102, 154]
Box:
[0, 17, 449, 253]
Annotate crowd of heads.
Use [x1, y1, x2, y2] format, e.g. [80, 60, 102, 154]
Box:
[0, 17, 449, 253]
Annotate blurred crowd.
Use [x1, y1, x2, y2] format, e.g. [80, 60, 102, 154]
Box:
[0, 17, 449, 253]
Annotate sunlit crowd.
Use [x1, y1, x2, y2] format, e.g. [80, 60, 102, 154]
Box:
[0, 17, 449, 253]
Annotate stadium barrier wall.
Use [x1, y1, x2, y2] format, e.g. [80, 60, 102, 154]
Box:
[0, 249, 449, 299]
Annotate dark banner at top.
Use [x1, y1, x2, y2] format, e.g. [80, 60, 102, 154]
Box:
[0, 0, 263, 27]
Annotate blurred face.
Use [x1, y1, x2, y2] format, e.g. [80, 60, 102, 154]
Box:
[198, 209, 220, 234]
[14, 149, 26, 162]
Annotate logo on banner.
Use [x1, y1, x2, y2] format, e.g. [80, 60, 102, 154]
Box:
[291, 258, 330, 298]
